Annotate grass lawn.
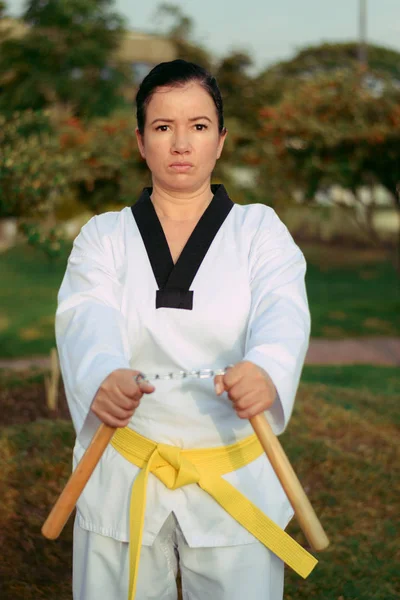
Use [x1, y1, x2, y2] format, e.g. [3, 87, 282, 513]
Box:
[0, 245, 69, 358]
[304, 245, 400, 339]
[0, 242, 399, 358]
[0, 365, 399, 599]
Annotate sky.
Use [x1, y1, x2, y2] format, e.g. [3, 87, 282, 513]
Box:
[7, 1, 400, 73]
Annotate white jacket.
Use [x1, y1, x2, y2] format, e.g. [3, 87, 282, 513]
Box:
[56, 186, 310, 547]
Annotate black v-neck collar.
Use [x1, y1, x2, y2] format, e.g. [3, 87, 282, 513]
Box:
[131, 184, 234, 310]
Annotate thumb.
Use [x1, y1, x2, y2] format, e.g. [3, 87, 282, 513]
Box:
[138, 379, 155, 394]
[214, 374, 225, 396]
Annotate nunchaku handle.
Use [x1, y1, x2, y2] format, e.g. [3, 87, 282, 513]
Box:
[250, 413, 329, 551]
[41, 422, 116, 540]
[42, 415, 330, 552]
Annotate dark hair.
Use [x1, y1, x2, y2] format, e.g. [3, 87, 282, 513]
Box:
[135, 59, 225, 135]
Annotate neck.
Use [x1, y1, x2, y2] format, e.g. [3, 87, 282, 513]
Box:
[150, 181, 214, 222]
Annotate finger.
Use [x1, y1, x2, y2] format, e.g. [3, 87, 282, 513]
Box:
[230, 390, 255, 412]
[226, 379, 253, 403]
[222, 365, 244, 390]
[104, 402, 135, 420]
[236, 400, 266, 420]
[100, 413, 133, 428]
[109, 390, 139, 411]
[92, 403, 135, 427]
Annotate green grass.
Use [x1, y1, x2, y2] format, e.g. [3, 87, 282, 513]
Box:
[0, 365, 399, 599]
[304, 245, 400, 338]
[0, 244, 69, 358]
[301, 364, 400, 398]
[0, 241, 399, 357]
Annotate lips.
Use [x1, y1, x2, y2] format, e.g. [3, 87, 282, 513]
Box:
[169, 162, 194, 172]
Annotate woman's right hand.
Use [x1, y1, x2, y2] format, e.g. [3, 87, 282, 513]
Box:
[91, 369, 155, 428]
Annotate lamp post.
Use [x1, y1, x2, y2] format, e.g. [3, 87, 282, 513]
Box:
[358, 0, 368, 68]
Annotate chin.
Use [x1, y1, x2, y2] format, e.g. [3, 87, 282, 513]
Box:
[160, 175, 201, 192]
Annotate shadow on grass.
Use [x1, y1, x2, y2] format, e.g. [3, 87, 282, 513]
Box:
[0, 421, 74, 600]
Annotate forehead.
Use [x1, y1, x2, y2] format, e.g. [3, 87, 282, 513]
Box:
[146, 82, 216, 121]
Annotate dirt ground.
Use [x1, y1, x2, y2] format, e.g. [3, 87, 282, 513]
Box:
[0, 374, 70, 427]
[1, 337, 399, 373]
[304, 336, 400, 365]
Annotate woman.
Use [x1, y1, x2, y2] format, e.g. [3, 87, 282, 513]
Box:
[56, 59, 312, 600]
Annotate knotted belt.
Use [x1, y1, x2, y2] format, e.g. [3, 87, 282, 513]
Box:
[111, 427, 317, 599]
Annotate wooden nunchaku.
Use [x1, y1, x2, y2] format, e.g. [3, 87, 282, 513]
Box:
[42, 411, 329, 552]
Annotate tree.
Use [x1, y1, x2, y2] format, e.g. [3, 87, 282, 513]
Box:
[264, 42, 400, 80]
[215, 52, 259, 125]
[257, 70, 400, 259]
[0, 109, 82, 219]
[152, 3, 212, 70]
[0, 107, 147, 219]
[0, 0, 132, 118]
[256, 42, 400, 107]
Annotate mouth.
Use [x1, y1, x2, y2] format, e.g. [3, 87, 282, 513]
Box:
[169, 163, 194, 172]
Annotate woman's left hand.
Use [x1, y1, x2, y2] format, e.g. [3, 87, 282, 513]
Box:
[214, 361, 277, 419]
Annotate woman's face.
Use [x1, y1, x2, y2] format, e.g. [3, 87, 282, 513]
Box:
[136, 82, 227, 194]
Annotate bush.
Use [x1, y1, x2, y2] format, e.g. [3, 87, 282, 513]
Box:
[0, 108, 152, 223]
[58, 111, 149, 212]
[0, 109, 83, 218]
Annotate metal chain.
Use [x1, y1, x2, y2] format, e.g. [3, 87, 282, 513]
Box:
[135, 365, 234, 383]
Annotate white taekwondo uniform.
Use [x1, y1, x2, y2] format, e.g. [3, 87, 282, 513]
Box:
[56, 184, 311, 599]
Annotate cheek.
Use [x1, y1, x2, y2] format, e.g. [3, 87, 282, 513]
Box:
[146, 136, 166, 152]
[142, 137, 167, 163]
[200, 137, 224, 160]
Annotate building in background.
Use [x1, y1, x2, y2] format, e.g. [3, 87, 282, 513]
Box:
[114, 30, 176, 85]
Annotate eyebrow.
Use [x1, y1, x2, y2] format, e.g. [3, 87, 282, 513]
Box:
[150, 116, 212, 125]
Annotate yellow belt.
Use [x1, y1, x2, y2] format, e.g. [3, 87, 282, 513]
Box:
[111, 427, 317, 599]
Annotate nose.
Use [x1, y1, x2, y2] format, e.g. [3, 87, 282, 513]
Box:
[171, 130, 191, 154]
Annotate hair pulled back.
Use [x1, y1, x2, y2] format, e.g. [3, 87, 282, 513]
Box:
[136, 59, 225, 135]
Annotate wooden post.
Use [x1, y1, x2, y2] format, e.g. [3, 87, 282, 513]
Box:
[44, 347, 60, 411]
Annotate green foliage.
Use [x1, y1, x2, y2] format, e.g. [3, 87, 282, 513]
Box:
[0, 107, 147, 218]
[0, 0, 131, 119]
[19, 222, 68, 262]
[263, 41, 400, 80]
[152, 3, 212, 70]
[256, 70, 400, 248]
[255, 42, 400, 110]
[215, 52, 262, 131]
[0, 109, 82, 218]
[57, 111, 148, 211]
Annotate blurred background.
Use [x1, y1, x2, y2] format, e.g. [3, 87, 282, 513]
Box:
[0, 2, 399, 599]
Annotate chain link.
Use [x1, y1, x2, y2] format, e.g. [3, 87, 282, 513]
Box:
[135, 365, 234, 383]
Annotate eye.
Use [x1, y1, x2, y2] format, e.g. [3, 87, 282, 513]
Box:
[195, 124, 208, 131]
[155, 125, 169, 132]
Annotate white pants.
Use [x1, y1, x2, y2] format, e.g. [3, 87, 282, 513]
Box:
[73, 513, 285, 600]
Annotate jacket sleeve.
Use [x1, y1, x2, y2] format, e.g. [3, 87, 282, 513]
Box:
[243, 208, 311, 435]
[56, 214, 131, 444]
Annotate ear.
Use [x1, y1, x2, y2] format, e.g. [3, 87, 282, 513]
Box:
[135, 128, 146, 159]
[216, 128, 228, 160]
